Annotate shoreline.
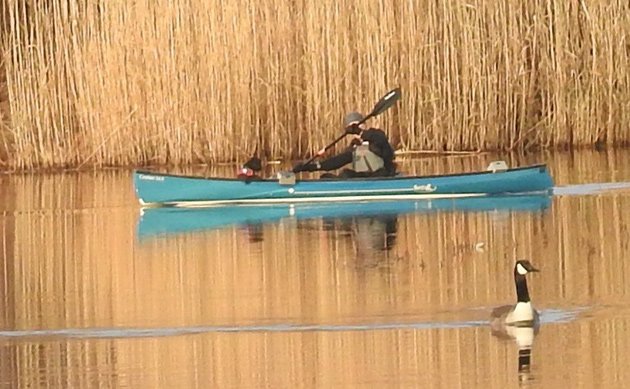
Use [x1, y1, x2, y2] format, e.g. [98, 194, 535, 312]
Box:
[0, 145, 622, 175]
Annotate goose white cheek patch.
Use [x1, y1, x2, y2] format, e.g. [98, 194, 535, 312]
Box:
[516, 263, 528, 275]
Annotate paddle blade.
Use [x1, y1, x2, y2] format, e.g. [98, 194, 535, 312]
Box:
[364, 87, 401, 121]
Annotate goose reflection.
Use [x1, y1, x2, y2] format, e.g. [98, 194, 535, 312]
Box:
[490, 260, 540, 382]
[492, 319, 538, 382]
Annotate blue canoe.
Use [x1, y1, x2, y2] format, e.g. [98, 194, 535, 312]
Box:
[133, 163, 554, 207]
[137, 194, 551, 238]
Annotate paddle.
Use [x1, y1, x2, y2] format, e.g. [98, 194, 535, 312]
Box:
[300, 87, 402, 167]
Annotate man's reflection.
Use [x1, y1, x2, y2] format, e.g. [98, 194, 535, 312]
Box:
[240, 224, 264, 243]
[240, 214, 400, 265]
[322, 215, 398, 266]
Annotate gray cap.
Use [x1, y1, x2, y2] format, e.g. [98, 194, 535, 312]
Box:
[343, 112, 364, 127]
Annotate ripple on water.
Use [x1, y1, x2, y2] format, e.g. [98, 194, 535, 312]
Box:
[553, 181, 630, 196]
[0, 306, 589, 340]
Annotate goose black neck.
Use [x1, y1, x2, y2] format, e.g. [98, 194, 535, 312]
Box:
[514, 273, 531, 303]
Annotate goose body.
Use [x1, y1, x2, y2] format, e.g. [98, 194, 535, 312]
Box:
[492, 301, 539, 326]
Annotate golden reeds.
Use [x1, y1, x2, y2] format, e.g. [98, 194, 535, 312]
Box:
[1, 0, 629, 171]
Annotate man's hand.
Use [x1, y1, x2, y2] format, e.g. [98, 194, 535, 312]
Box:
[350, 136, 363, 146]
[344, 123, 361, 135]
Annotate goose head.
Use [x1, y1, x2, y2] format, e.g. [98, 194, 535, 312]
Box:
[508, 259, 540, 324]
[514, 260, 539, 277]
[491, 259, 541, 327]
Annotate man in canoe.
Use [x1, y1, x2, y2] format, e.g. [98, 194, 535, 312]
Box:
[292, 112, 397, 178]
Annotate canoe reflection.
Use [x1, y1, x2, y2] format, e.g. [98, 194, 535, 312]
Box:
[137, 195, 551, 239]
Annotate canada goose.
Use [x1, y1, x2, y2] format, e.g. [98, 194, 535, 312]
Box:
[491, 260, 540, 327]
[490, 260, 540, 379]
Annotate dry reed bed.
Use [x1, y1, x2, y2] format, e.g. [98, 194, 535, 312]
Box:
[1, 0, 629, 170]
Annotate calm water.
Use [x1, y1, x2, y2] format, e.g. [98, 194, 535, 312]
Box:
[2, 150, 630, 388]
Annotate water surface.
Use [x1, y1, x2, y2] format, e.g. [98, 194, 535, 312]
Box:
[2, 150, 630, 388]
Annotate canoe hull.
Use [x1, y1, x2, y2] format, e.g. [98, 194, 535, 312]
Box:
[133, 164, 554, 206]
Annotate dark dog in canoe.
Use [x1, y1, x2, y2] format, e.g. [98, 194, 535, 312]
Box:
[237, 156, 264, 182]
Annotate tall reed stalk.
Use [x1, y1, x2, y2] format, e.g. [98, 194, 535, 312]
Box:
[1, 0, 629, 171]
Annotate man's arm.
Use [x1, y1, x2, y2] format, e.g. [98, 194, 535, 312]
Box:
[319, 150, 353, 171]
